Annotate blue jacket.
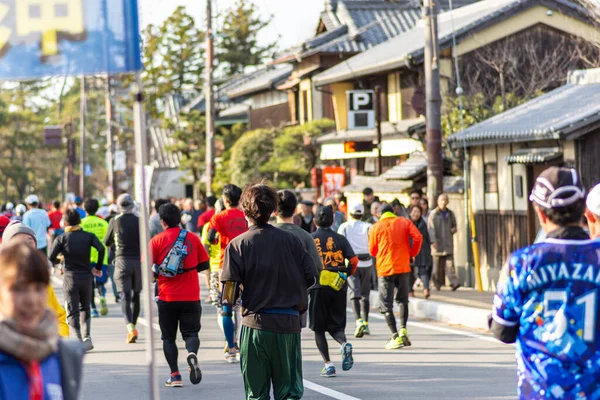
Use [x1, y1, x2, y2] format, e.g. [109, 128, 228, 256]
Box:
[0, 341, 84, 400]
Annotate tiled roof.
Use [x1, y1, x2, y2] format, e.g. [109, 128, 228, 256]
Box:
[380, 151, 428, 180]
[505, 147, 562, 164]
[448, 69, 600, 147]
[317, 117, 424, 143]
[313, 0, 586, 86]
[226, 64, 293, 99]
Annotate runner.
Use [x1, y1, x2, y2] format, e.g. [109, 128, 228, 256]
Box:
[208, 184, 248, 361]
[81, 199, 110, 317]
[490, 167, 600, 398]
[49, 209, 105, 351]
[201, 198, 223, 306]
[48, 201, 64, 244]
[0, 215, 10, 244]
[150, 203, 209, 388]
[150, 199, 170, 238]
[3, 202, 14, 220]
[585, 183, 600, 240]
[97, 198, 111, 219]
[73, 197, 86, 219]
[338, 204, 373, 338]
[22, 195, 51, 254]
[197, 195, 217, 301]
[14, 204, 26, 222]
[221, 183, 318, 399]
[310, 205, 358, 377]
[369, 203, 422, 350]
[104, 194, 142, 343]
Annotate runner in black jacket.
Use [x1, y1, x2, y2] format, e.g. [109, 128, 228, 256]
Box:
[50, 209, 104, 351]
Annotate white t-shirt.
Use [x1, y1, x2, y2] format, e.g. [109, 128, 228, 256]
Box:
[338, 219, 372, 267]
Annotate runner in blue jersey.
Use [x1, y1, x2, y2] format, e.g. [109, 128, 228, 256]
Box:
[490, 167, 600, 399]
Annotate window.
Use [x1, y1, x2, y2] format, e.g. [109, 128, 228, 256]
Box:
[484, 162, 498, 193]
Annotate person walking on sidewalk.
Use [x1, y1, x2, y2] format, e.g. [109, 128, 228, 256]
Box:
[104, 194, 142, 344]
[369, 203, 422, 350]
[49, 209, 105, 351]
[409, 205, 433, 298]
[151, 203, 209, 388]
[81, 199, 110, 317]
[490, 167, 600, 398]
[221, 184, 318, 399]
[310, 206, 358, 378]
[586, 183, 600, 240]
[338, 203, 373, 338]
[428, 194, 461, 291]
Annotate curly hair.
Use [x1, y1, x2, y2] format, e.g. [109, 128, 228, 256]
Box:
[240, 184, 278, 225]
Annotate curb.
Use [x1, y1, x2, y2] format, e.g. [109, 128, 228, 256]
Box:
[368, 291, 491, 331]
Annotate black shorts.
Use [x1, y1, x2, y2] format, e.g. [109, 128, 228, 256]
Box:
[308, 288, 347, 333]
[348, 267, 372, 300]
[114, 257, 143, 294]
[157, 300, 202, 341]
[378, 273, 410, 313]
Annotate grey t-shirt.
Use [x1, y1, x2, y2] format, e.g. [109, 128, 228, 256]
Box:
[149, 214, 163, 238]
[275, 222, 322, 276]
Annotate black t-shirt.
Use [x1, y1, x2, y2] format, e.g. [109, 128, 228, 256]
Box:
[311, 227, 356, 290]
[221, 224, 318, 334]
[50, 230, 105, 273]
[104, 213, 140, 259]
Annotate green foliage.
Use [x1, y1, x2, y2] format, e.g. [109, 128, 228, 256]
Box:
[218, 0, 277, 76]
[227, 119, 334, 189]
[166, 111, 206, 183]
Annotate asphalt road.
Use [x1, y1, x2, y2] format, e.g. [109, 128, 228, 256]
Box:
[52, 277, 517, 400]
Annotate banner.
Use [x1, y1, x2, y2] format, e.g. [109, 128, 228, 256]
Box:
[0, 0, 142, 79]
[322, 166, 346, 198]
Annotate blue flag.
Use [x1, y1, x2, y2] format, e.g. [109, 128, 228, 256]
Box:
[0, 0, 141, 80]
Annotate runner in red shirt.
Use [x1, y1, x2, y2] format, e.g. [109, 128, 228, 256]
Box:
[196, 195, 217, 231]
[208, 185, 248, 267]
[47, 201, 64, 243]
[150, 203, 209, 388]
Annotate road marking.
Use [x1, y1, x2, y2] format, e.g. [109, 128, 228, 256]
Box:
[303, 380, 361, 400]
[137, 316, 161, 332]
[348, 307, 510, 345]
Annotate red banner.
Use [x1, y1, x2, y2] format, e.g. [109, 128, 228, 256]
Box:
[322, 166, 346, 198]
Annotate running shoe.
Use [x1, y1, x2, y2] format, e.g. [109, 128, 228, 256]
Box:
[424, 289, 430, 299]
[363, 322, 370, 335]
[127, 328, 138, 344]
[115, 295, 121, 303]
[186, 353, 202, 385]
[341, 342, 354, 371]
[91, 309, 100, 318]
[235, 345, 241, 363]
[224, 347, 239, 364]
[320, 365, 336, 378]
[165, 373, 183, 388]
[385, 334, 404, 350]
[99, 297, 108, 316]
[83, 337, 94, 352]
[354, 319, 365, 338]
[400, 328, 412, 347]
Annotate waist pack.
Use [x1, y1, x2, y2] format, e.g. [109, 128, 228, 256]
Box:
[154, 230, 191, 278]
[320, 269, 347, 291]
[357, 253, 372, 262]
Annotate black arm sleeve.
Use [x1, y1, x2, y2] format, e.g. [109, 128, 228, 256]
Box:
[207, 228, 219, 245]
[49, 236, 63, 265]
[488, 315, 518, 344]
[196, 260, 210, 272]
[91, 236, 106, 270]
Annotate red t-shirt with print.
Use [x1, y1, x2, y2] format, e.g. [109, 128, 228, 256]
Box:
[151, 227, 209, 302]
[209, 208, 248, 266]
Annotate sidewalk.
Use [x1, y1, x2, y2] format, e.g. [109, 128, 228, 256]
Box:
[369, 286, 494, 331]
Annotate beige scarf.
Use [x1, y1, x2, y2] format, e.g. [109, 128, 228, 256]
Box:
[65, 225, 81, 232]
[0, 310, 59, 362]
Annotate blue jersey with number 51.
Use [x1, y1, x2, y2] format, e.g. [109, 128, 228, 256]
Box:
[493, 238, 600, 399]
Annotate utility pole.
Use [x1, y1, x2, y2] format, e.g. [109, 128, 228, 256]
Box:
[79, 75, 86, 199]
[424, 0, 444, 200]
[105, 75, 117, 202]
[205, 0, 215, 196]
[375, 86, 383, 176]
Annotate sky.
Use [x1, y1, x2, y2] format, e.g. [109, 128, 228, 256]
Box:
[139, 0, 325, 51]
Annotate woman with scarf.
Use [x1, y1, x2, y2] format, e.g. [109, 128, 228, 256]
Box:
[50, 209, 105, 351]
[408, 205, 433, 299]
[0, 242, 85, 400]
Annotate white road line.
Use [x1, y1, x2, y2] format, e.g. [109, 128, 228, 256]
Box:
[303, 380, 362, 400]
[348, 307, 510, 345]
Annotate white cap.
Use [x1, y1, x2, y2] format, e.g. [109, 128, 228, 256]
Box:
[25, 194, 39, 204]
[350, 203, 364, 215]
[15, 204, 26, 214]
[5, 202, 13, 210]
[587, 183, 600, 216]
[100, 198, 109, 206]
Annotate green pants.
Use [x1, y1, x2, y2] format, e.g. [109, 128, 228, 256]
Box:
[240, 326, 304, 400]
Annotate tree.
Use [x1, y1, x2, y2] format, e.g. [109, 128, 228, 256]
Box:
[218, 0, 277, 76]
[165, 111, 206, 185]
[229, 128, 276, 186]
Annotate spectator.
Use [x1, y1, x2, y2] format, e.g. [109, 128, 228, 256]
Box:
[73, 197, 86, 219]
[295, 200, 317, 234]
[369, 203, 422, 350]
[151, 203, 209, 388]
[409, 205, 433, 299]
[409, 189, 422, 208]
[196, 195, 217, 232]
[361, 188, 377, 222]
[182, 198, 201, 234]
[428, 194, 460, 291]
[366, 201, 381, 224]
[420, 198, 431, 223]
[22, 195, 51, 254]
[391, 199, 408, 218]
[586, 183, 600, 240]
[0, 243, 85, 400]
[325, 197, 346, 232]
[335, 193, 348, 217]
